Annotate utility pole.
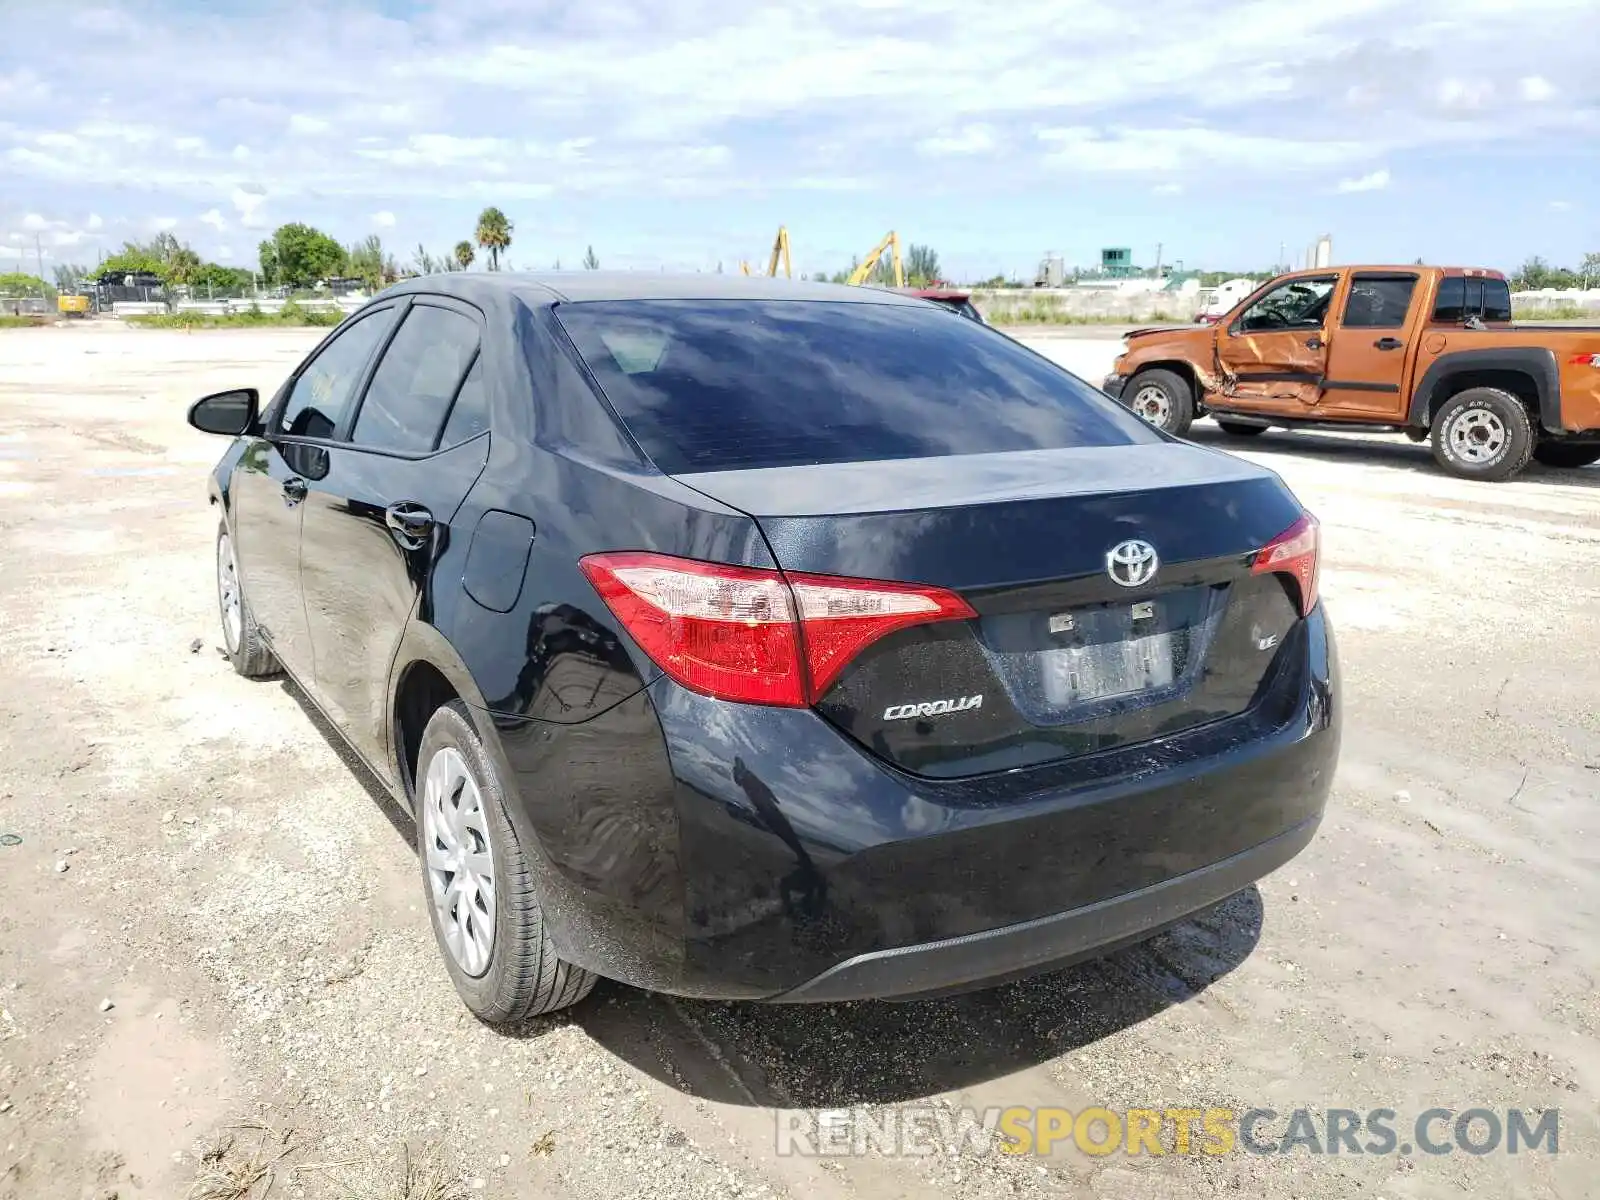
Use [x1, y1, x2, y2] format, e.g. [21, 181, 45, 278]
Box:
[35, 234, 45, 296]
[1277, 241, 1286, 274]
[1153, 242, 1163, 279]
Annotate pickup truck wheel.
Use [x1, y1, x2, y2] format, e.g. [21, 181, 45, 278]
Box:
[1532, 443, 1600, 469]
[1125, 369, 1194, 436]
[1216, 421, 1267, 437]
[1430, 388, 1534, 482]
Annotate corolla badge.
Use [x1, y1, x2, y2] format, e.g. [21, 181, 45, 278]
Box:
[884, 695, 984, 721]
[1105, 539, 1159, 588]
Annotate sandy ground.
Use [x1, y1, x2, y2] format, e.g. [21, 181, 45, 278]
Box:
[1, 322, 1597, 1200]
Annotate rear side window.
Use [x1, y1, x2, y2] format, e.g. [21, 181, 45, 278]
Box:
[1432, 277, 1512, 324]
[351, 304, 479, 453]
[554, 300, 1156, 473]
[439, 355, 488, 446]
[1342, 276, 1416, 328]
[279, 307, 397, 438]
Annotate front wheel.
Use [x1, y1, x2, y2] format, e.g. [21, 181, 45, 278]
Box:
[1124, 368, 1195, 436]
[416, 701, 597, 1023]
[216, 524, 279, 678]
[1429, 388, 1534, 482]
[1532, 443, 1600, 469]
[1216, 421, 1267, 437]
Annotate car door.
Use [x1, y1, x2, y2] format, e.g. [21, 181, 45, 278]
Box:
[297, 296, 491, 779]
[229, 305, 399, 684]
[1215, 274, 1338, 413]
[1319, 272, 1422, 419]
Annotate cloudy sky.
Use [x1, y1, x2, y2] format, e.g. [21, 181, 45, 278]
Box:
[2, 0, 1596, 281]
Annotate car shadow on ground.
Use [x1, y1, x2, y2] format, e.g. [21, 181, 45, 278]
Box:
[573, 887, 1263, 1108]
[1186, 425, 1600, 487]
[277, 674, 415, 843]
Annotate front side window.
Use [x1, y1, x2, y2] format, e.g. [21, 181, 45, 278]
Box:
[1342, 276, 1417, 329]
[351, 304, 480, 453]
[555, 299, 1158, 474]
[1234, 277, 1336, 333]
[279, 307, 397, 439]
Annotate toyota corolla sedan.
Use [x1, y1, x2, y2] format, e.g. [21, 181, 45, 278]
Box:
[188, 274, 1339, 1024]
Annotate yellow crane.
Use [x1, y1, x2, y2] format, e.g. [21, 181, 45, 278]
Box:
[740, 225, 792, 278]
[846, 230, 904, 288]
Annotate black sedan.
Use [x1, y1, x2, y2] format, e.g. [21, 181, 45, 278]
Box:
[189, 274, 1339, 1023]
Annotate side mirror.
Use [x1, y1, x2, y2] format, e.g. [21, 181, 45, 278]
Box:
[187, 388, 258, 436]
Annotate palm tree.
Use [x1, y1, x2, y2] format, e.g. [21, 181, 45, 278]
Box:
[474, 208, 512, 271]
[454, 241, 475, 271]
[582, 245, 599, 270]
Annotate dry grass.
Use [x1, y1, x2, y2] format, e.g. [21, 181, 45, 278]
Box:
[186, 1119, 296, 1200]
[291, 1142, 468, 1200]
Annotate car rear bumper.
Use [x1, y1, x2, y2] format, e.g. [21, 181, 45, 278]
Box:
[488, 607, 1339, 1001]
[770, 814, 1318, 1002]
[1102, 373, 1128, 400]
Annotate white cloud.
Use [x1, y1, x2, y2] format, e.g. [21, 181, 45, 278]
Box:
[231, 144, 251, 162]
[1519, 75, 1555, 103]
[173, 135, 206, 153]
[1548, 200, 1573, 211]
[1038, 125, 1364, 173]
[152, 216, 179, 230]
[87, 213, 103, 230]
[1152, 182, 1184, 195]
[371, 210, 396, 228]
[230, 186, 266, 228]
[1336, 168, 1390, 192]
[21, 213, 48, 231]
[917, 125, 996, 156]
[200, 208, 227, 231]
[216, 245, 234, 260]
[288, 113, 332, 135]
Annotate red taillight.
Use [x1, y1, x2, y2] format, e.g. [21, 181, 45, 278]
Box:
[579, 552, 976, 707]
[1569, 353, 1600, 368]
[1252, 514, 1319, 617]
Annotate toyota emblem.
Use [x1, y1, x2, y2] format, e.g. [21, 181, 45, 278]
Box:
[1106, 539, 1159, 588]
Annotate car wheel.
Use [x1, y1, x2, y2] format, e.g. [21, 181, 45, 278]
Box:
[1430, 388, 1534, 482]
[416, 700, 598, 1023]
[1125, 369, 1195, 436]
[1216, 421, 1267, 437]
[216, 523, 279, 678]
[1532, 442, 1600, 469]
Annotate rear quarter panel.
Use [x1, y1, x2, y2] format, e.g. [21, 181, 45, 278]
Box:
[1412, 328, 1600, 431]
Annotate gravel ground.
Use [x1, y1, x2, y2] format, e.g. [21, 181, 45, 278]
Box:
[1, 322, 1596, 1200]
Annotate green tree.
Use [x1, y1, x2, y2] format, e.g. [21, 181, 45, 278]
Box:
[259, 223, 347, 288]
[1582, 252, 1600, 289]
[0, 272, 48, 297]
[905, 243, 942, 286]
[189, 263, 255, 294]
[582, 244, 599, 270]
[52, 263, 89, 290]
[1511, 255, 1553, 291]
[454, 240, 475, 271]
[412, 244, 439, 275]
[474, 207, 513, 270]
[348, 235, 386, 290]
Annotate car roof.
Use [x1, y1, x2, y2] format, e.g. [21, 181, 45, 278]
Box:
[384, 271, 928, 308]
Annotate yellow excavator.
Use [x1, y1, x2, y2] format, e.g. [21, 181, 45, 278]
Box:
[740, 226, 792, 278]
[846, 230, 904, 288]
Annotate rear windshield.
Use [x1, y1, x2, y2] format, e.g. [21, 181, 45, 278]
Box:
[554, 299, 1155, 473]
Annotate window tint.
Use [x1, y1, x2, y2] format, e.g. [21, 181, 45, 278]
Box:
[1431, 276, 1512, 324]
[351, 304, 479, 453]
[1432, 277, 1466, 323]
[1342, 276, 1417, 328]
[279, 308, 397, 438]
[1234, 277, 1336, 332]
[555, 300, 1158, 474]
[439, 355, 489, 446]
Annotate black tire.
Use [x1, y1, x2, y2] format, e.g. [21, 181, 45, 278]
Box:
[415, 701, 597, 1023]
[1429, 388, 1534, 482]
[216, 523, 279, 678]
[1124, 368, 1195, 436]
[1216, 421, 1267, 437]
[1532, 443, 1600, 469]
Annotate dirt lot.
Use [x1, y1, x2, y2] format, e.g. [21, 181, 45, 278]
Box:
[1, 322, 1597, 1200]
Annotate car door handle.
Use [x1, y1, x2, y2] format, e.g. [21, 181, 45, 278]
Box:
[281, 477, 307, 506]
[1374, 337, 1403, 351]
[1304, 336, 1324, 350]
[385, 502, 434, 549]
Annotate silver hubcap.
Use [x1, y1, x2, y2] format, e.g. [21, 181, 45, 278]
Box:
[217, 533, 242, 653]
[1448, 407, 1507, 464]
[421, 748, 496, 977]
[1132, 384, 1172, 427]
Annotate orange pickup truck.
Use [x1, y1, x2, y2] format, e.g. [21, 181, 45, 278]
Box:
[1101, 265, 1600, 481]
